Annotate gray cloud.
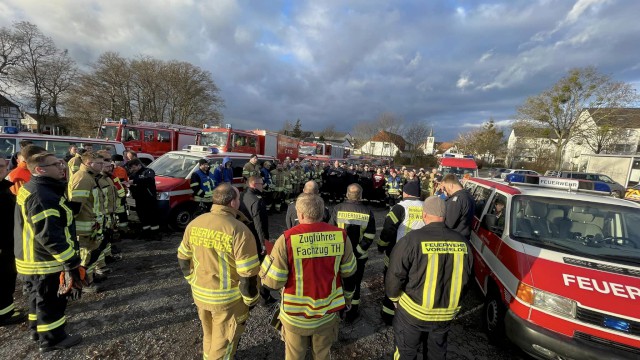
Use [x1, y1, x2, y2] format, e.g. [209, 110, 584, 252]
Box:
[1, 0, 639, 141]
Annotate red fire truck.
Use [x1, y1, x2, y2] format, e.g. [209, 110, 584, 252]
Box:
[198, 125, 299, 161]
[299, 141, 347, 159]
[99, 119, 201, 162]
[465, 175, 640, 359]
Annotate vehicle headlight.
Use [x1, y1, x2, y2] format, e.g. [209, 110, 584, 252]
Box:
[516, 282, 576, 318]
[157, 192, 170, 201]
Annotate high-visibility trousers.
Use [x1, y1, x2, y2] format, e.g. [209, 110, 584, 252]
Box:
[24, 273, 68, 347]
[281, 317, 339, 360]
[197, 299, 248, 360]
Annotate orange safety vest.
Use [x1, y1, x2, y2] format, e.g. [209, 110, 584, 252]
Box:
[281, 222, 351, 329]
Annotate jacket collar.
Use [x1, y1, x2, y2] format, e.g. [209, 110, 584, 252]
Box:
[210, 204, 250, 224]
[31, 175, 67, 193]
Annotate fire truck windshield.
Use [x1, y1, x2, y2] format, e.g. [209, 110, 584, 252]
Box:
[441, 166, 476, 177]
[149, 154, 200, 178]
[299, 145, 316, 155]
[100, 125, 118, 141]
[509, 195, 640, 266]
[200, 132, 228, 148]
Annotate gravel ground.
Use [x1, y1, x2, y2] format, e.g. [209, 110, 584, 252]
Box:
[0, 202, 530, 360]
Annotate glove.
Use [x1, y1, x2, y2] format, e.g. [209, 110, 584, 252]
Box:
[339, 305, 352, 320]
[58, 267, 87, 300]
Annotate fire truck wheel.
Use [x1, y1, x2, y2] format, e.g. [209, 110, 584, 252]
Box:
[169, 204, 195, 231]
[483, 287, 506, 344]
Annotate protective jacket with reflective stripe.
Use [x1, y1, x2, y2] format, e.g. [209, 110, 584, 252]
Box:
[190, 169, 215, 202]
[68, 164, 103, 235]
[242, 162, 261, 180]
[260, 222, 357, 329]
[385, 222, 473, 323]
[386, 175, 402, 194]
[177, 205, 260, 311]
[14, 176, 80, 275]
[329, 200, 376, 259]
[378, 198, 425, 266]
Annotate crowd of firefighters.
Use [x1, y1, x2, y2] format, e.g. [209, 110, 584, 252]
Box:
[1, 145, 474, 359]
[0, 142, 162, 352]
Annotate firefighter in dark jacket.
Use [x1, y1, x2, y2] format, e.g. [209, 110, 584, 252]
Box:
[126, 158, 160, 240]
[386, 196, 473, 359]
[326, 160, 345, 203]
[285, 181, 330, 229]
[377, 181, 425, 325]
[14, 153, 84, 352]
[441, 174, 475, 239]
[329, 183, 376, 322]
[190, 159, 215, 212]
[239, 176, 276, 304]
[0, 159, 26, 326]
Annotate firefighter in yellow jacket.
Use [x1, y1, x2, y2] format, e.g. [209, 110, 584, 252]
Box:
[260, 194, 357, 360]
[177, 183, 260, 360]
[68, 151, 104, 292]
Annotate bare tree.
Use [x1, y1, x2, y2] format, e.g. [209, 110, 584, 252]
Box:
[0, 25, 24, 91]
[12, 22, 58, 126]
[455, 119, 505, 162]
[352, 119, 379, 154]
[403, 122, 431, 163]
[517, 66, 638, 170]
[41, 49, 78, 118]
[317, 124, 339, 140]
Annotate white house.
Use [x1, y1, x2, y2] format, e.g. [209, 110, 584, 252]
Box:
[359, 130, 410, 157]
[0, 95, 21, 129]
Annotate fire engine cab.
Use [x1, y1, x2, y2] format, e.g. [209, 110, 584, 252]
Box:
[146, 145, 274, 230]
[465, 175, 640, 359]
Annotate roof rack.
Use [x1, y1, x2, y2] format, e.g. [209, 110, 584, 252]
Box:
[507, 174, 613, 196]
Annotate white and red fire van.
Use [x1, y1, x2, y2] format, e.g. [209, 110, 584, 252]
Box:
[465, 174, 639, 359]
[141, 145, 274, 230]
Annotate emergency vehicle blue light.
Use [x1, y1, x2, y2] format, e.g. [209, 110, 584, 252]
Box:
[120, 118, 128, 125]
[593, 182, 611, 193]
[2, 126, 19, 134]
[209, 147, 219, 154]
[506, 174, 526, 183]
[603, 317, 630, 332]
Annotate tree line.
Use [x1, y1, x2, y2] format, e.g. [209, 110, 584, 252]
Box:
[0, 21, 223, 136]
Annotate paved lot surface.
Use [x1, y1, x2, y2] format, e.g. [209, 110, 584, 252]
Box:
[0, 201, 530, 359]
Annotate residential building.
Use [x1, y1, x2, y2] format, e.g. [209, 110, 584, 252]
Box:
[0, 95, 21, 129]
[359, 130, 411, 157]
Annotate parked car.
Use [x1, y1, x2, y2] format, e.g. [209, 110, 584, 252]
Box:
[501, 169, 539, 180]
[625, 184, 640, 202]
[553, 171, 626, 198]
[489, 168, 509, 178]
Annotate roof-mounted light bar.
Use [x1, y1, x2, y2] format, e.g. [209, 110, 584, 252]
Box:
[507, 174, 612, 195]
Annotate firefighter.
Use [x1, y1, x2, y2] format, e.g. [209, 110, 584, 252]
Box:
[260, 194, 357, 360]
[329, 183, 376, 322]
[239, 176, 276, 304]
[283, 160, 294, 202]
[68, 144, 93, 175]
[126, 158, 161, 240]
[8, 145, 47, 195]
[290, 160, 304, 196]
[419, 168, 431, 200]
[285, 181, 330, 229]
[15, 153, 83, 351]
[312, 161, 323, 189]
[0, 159, 26, 326]
[177, 184, 260, 360]
[242, 154, 261, 182]
[386, 196, 473, 359]
[92, 155, 118, 279]
[190, 159, 215, 212]
[441, 174, 475, 239]
[261, 161, 273, 211]
[386, 169, 403, 208]
[358, 165, 374, 203]
[270, 162, 289, 212]
[68, 151, 105, 293]
[326, 160, 345, 203]
[378, 181, 425, 325]
[111, 154, 130, 232]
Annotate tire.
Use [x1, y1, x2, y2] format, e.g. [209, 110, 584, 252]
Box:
[483, 286, 507, 344]
[611, 191, 622, 198]
[169, 204, 195, 231]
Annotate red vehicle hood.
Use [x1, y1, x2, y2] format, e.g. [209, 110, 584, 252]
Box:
[526, 249, 639, 319]
[155, 176, 188, 192]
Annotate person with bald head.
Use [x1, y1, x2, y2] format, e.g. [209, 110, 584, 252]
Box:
[285, 180, 330, 229]
[329, 183, 376, 322]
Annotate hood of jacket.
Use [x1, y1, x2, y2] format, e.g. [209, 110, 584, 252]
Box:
[222, 157, 232, 167]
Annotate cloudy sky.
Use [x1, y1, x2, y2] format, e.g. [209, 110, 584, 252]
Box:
[2, 0, 639, 141]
